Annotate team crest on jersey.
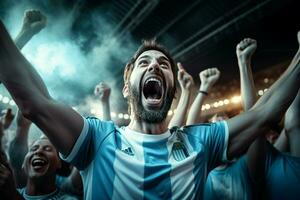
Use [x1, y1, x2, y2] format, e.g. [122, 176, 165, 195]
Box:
[172, 142, 189, 161]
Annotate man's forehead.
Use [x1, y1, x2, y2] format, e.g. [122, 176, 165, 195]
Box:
[31, 138, 52, 147]
[136, 50, 169, 61]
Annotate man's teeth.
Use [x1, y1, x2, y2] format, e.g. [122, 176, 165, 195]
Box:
[32, 158, 47, 165]
[146, 78, 162, 86]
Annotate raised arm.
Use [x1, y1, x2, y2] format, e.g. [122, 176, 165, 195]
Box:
[273, 34, 300, 153]
[236, 38, 267, 181]
[0, 20, 83, 156]
[94, 82, 111, 121]
[6, 10, 46, 188]
[284, 89, 300, 157]
[237, 38, 257, 110]
[0, 108, 15, 157]
[14, 10, 46, 50]
[227, 31, 300, 160]
[168, 63, 193, 128]
[186, 68, 220, 125]
[0, 110, 23, 200]
[8, 110, 31, 187]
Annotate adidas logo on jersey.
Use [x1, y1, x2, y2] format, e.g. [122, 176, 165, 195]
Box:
[121, 147, 134, 156]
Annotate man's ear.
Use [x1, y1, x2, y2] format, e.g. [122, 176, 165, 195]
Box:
[123, 83, 129, 98]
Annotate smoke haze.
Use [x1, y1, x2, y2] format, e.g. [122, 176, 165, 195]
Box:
[0, 0, 138, 114]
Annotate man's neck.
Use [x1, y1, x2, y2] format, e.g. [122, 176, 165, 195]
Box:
[128, 117, 169, 134]
[26, 176, 57, 196]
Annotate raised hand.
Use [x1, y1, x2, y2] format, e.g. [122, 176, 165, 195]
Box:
[21, 9, 47, 36]
[236, 38, 257, 61]
[0, 108, 15, 131]
[94, 82, 111, 102]
[0, 110, 16, 198]
[199, 68, 220, 92]
[177, 62, 194, 92]
[168, 62, 193, 128]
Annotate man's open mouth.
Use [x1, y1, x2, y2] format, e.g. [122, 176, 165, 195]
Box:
[142, 77, 164, 105]
[31, 157, 48, 170]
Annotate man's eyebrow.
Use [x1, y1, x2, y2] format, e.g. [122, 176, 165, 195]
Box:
[158, 56, 170, 62]
[137, 55, 170, 63]
[137, 55, 151, 61]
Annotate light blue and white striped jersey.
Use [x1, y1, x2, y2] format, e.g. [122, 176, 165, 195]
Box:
[60, 117, 229, 199]
[204, 156, 254, 200]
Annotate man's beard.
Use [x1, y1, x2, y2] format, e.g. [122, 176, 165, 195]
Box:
[128, 83, 175, 123]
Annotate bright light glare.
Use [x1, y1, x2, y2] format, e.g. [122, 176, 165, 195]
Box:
[231, 96, 241, 104]
[2, 96, 10, 104]
[111, 112, 116, 118]
[124, 114, 129, 119]
[118, 113, 124, 119]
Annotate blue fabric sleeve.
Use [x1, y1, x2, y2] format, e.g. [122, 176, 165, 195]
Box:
[59, 117, 116, 170]
[204, 156, 253, 200]
[183, 121, 229, 170]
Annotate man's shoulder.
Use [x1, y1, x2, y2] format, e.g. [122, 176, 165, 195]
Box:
[170, 123, 212, 132]
[82, 117, 121, 146]
[86, 116, 115, 125]
[183, 123, 214, 130]
[85, 117, 118, 133]
[170, 122, 219, 136]
[168, 124, 215, 144]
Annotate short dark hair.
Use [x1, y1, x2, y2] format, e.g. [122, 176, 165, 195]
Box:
[123, 40, 176, 85]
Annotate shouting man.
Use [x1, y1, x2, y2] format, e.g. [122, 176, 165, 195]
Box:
[0, 16, 300, 199]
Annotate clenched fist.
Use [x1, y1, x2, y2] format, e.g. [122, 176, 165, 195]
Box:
[21, 9, 47, 36]
[199, 68, 220, 92]
[177, 62, 194, 92]
[94, 82, 111, 102]
[236, 38, 257, 61]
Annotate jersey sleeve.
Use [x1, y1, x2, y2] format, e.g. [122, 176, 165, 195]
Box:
[204, 156, 253, 200]
[59, 117, 115, 170]
[183, 121, 229, 170]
